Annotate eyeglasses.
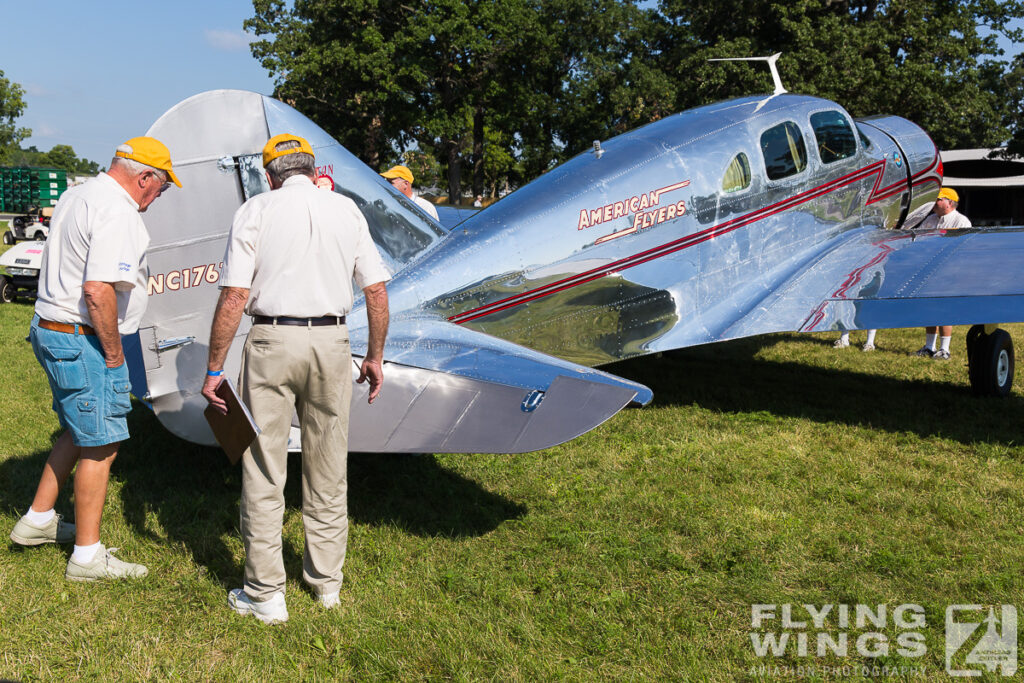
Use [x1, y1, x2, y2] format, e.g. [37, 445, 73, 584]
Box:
[148, 171, 172, 192]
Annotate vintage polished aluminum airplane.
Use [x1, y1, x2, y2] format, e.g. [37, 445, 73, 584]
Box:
[126, 87, 1024, 453]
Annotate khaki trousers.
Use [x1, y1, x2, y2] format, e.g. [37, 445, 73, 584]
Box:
[238, 321, 352, 601]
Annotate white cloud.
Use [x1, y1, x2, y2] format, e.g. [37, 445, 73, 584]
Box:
[25, 83, 52, 97]
[34, 123, 60, 138]
[204, 29, 256, 52]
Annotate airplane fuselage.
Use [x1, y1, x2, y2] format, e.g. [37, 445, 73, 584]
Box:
[366, 94, 941, 367]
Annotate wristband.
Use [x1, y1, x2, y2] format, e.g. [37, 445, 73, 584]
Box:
[207, 370, 223, 377]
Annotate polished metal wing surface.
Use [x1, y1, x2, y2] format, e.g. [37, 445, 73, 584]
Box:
[793, 226, 1024, 336]
[342, 317, 650, 453]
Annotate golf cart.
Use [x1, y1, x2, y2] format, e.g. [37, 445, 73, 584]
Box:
[3, 206, 52, 245]
[0, 240, 44, 302]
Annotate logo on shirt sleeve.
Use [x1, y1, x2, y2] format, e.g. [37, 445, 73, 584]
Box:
[118, 262, 132, 273]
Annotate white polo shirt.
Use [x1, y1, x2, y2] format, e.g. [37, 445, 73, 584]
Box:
[918, 209, 971, 230]
[413, 194, 439, 221]
[34, 173, 150, 334]
[220, 174, 391, 316]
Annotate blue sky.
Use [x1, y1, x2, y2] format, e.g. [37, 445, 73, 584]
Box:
[2, 3, 1021, 167]
[2, 1, 274, 166]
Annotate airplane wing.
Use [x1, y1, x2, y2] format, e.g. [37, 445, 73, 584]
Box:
[344, 316, 652, 453]
[721, 225, 1024, 339]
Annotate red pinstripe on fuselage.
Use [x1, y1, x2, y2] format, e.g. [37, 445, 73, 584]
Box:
[448, 154, 941, 326]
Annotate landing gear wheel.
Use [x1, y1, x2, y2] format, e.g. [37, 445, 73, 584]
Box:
[968, 328, 1014, 397]
[2, 231, 12, 245]
[965, 324, 984, 362]
[0, 277, 14, 303]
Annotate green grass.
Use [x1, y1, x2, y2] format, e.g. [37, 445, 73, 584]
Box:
[1, 298, 1022, 681]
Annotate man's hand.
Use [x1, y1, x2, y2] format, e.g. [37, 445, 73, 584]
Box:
[104, 352, 126, 369]
[201, 374, 227, 415]
[356, 358, 384, 403]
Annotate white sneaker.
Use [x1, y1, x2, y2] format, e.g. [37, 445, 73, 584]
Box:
[862, 342, 875, 352]
[933, 349, 951, 360]
[65, 545, 148, 582]
[833, 338, 849, 348]
[228, 589, 288, 624]
[319, 591, 340, 609]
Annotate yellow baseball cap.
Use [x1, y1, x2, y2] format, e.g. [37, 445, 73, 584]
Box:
[262, 133, 314, 167]
[115, 136, 181, 187]
[380, 165, 414, 184]
[937, 187, 959, 203]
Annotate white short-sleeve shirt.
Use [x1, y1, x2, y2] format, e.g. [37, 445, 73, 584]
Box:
[918, 209, 971, 231]
[34, 173, 150, 334]
[220, 175, 391, 316]
[413, 194, 439, 221]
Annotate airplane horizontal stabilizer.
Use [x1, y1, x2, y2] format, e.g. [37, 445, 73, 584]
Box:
[345, 316, 652, 453]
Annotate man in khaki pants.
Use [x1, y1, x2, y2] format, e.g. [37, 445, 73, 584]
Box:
[202, 133, 390, 624]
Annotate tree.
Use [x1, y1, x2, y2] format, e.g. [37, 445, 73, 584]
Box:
[247, 0, 423, 169]
[654, 0, 1024, 150]
[247, 0, 662, 201]
[0, 70, 30, 164]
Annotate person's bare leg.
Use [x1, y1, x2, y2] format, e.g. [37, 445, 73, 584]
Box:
[29, 431, 80, 513]
[72, 443, 119, 546]
[939, 325, 952, 337]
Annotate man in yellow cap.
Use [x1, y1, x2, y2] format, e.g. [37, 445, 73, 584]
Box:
[380, 164, 439, 221]
[202, 133, 391, 624]
[11, 136, 179, 581]
[913, 187, 972, 360]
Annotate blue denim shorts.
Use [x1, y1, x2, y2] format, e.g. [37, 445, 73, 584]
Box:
[30, 316, 133, 447]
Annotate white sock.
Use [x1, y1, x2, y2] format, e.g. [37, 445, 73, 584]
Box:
[940, 336, 952, 353]
[866, 329, 877, 345]
[925, 333, 937, 351]
[840, 332, 850, 344]
[25, 507, 55, 525]
[72, 542, 102, 564]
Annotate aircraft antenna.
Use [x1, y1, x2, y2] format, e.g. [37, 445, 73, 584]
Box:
[708, 52, 787, 95]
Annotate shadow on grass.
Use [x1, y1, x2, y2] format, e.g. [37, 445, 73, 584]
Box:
[110, 408, 523, 582]
[1, 403, 522, 584]
[608, 333, 1024, 447]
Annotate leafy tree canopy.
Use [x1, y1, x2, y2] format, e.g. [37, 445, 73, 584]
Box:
[247, 0, 1024, 198]
[5, 144, 101, 176]
[0, 70, 31, 164]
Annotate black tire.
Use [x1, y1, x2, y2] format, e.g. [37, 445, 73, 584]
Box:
[969, 328, 1014, 397]
[965, 324, 985, 361]
[33, 230, 45, 241]
[0, 277, 14, 304]
[2, 231, 13, 245]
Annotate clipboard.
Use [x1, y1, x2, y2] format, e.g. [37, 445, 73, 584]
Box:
[203, 378, 261, 464]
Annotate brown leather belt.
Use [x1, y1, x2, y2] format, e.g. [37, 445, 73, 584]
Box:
[38, 319, 95, 335]
[252, 315, 346, 326]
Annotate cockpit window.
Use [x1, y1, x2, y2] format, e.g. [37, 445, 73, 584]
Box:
[811, 111, 856, 164]
[760, 121, 807, 181]
[722, 153, 751, 193]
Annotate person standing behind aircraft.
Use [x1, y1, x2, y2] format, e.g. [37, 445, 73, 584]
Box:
[380, 164, 439, 221]
[202, 133, 391, 625]
[10, 137, 180, 581]
[913, 187, 971, 360]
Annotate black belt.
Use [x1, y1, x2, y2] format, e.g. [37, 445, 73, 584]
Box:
[252, 315, 345, 326]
